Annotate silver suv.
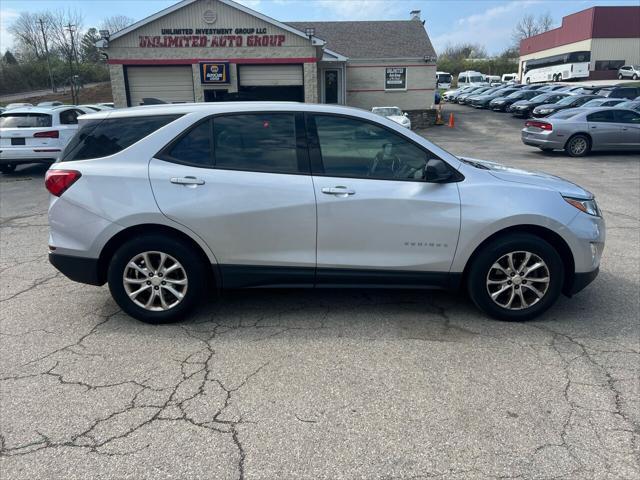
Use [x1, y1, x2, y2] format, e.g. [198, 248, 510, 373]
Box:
[47, 103, 605, 323]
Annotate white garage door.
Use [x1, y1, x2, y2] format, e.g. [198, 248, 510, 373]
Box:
[239, 65, 303, 86]
[126, 66, 194, 106]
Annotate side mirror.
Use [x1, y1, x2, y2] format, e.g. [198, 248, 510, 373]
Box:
[403, 112, 408, 117]
[425, 158, 454, 183]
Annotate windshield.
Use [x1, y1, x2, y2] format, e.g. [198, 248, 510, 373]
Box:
[372, 107, 402, 117]
[530, 93, 553, 103]
[469, 76, 484, 83]
[437, 74, 452, 82]
[582, 99, 604, 107]
[0, 113, 52, 128]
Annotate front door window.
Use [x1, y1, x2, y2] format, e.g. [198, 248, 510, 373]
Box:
[324, 69, 339, 104]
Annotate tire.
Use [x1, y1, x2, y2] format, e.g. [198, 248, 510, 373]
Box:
[0, 164, 16, 174]
[467, 233, 564, 321]
[633, 74, 638, 80]
[526, 78, 531, 85]
[564, 134, 591, 157]
[618, 74, 623, 80]
[107, 234, 207, 324]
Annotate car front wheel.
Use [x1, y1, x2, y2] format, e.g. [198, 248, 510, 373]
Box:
[618, 74, 623, 79]
[107, 235, 206, 323]
[468, 234, 564, 321]
[565, 134, 591, 157]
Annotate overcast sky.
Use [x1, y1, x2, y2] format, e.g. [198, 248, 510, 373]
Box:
[1, 0, 638, 55]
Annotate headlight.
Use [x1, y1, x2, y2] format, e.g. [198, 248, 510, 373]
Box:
[563, 196, 600, 216]
[538, 108, 553, 114]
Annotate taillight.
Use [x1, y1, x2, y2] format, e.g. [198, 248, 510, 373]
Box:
[34, 130, 59, 138]
[45, 170, 81, 197]
[525, 120, 553, 131]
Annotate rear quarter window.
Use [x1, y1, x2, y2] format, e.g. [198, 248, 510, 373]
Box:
[61, 114, 182, 161]
[0, 113, 52, 128]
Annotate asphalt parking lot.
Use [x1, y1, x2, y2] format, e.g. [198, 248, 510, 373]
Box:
[1, 105, 638, 479]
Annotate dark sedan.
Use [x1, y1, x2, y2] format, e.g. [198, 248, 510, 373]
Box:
[510, 92, 570, 118]
[531, 94, 601, 118]
[457, 87, 492, 104]
[469, 88, 519, 108]
[492, 90, 549, 112]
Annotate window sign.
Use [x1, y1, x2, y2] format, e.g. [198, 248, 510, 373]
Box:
[385, 67, 407, 90]
[200, 62, 230, 84]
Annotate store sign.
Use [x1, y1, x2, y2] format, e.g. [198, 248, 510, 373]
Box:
[200, 62, 230, 84]
[385, 67, 407, 90]
[139, 28, 286, 48]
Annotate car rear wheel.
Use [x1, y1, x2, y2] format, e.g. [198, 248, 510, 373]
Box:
[565, 134, 591, 157]
[467, 234, 564, 321]
[618, 74, 623, 79]
[633, 74, 638, 80]
[107, 235, 206, 324]
[0, 164, 16, 174]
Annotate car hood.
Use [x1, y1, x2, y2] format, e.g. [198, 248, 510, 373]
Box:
[386, 115, 408, 123]
[511, 100, 532, 107]
[459, 157, 592, 198]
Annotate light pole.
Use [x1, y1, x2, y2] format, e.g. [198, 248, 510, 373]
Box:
[38, 17, 56, 92]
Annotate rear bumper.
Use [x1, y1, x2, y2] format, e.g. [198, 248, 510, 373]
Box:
[49, 252, 103, 286]
[1, 148, 60, 164]
[521, 131, 565, 150]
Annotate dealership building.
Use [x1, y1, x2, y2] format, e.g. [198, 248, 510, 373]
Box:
[519, 6, 640, 80]
[99, 0, 437, 110]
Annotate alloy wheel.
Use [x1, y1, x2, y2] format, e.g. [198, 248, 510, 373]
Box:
[123, 251, 188, 311]
[486, 251, 550, 310]
[568, 137, 588, 156]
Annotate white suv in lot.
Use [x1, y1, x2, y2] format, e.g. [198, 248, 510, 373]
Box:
[47, 103, 605, 323]
[0, 106, 86, 173]
[618, 65, 639, 80]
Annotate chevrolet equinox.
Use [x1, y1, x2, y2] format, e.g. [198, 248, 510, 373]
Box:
[46, 103, 605, 323]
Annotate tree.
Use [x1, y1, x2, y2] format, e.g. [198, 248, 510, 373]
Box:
[100, 15, 135, 35]
[8, 12, 46, 59]
[81, 28, 101, 63]
[3, 51, 18, 65]
[440, 43, 487, 61]
[512, 12, 555, 44]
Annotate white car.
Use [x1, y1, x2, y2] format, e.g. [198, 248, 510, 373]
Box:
[0, 106, 86, 174]
[618, 65, 640, 80]
[5, 102, 33, 110]
[80, 104, 112, 112]
[371, 106, 411, 129]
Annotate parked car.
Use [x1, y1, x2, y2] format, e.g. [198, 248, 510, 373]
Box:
[580, 98, 626, 108]
[490, 90, 542, 112]
[501, 73, 518, 83]
[46, 103, 604, 323]
[458, 87, 492, 104]
[597, 86, 640, 100]
[469, 88, 519, 108]
[617, 65, 640, 80]
[37, 101, 64, 107]
[0, 106, 86, 174]
[531, 94, 601, 118]
[511, 92, 570, 118]
[615, 100, 640, 112]
[555, 86, 587, 94]
[97, 102, 115, 108]
[5, 102, 33, 110]
[461, 87, 500, 105]
[444, 86, 479, 102]
[457, 70, 485, 86]
[371, 106, 411, 129]
[536, 85, 567, 93]
[522, 107, 640, 156]
[521, 84, 549, 91]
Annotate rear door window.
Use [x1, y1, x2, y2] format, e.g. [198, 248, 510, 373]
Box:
[0, 113, 52, 128]
[59, 109, 81, 125]
[160, 119, 213, 167]
[61, 114, 182, 161]
[614, 110, 640, 124]
[587, 110, 616, 123]
[213, 113, 303, 174]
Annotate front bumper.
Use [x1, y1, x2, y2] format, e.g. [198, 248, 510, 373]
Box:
[566, 268, 599, 296]
[49, 252, 104, 286]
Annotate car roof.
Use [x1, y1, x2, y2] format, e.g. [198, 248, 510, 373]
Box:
[0, 106, 60, 115]
[78, 102, 389, 121]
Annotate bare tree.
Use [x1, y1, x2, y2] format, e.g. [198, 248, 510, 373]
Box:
[100, 15, 135, 35]
[441, 42, 487, 60]
[8, 12, 46, 59]
[512, 12, 555, 44]
[48, 9, 84, 102]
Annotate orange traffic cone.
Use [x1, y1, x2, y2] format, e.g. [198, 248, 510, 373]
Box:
[447, 113, 455, 128]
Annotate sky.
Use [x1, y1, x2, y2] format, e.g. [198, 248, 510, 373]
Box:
[1, 0, 638, 56]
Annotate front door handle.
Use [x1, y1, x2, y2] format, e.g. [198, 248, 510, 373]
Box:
[170, 176, 205, 186]
[322, 186, 356, 196]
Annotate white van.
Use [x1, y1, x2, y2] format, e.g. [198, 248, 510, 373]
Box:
[436, 71, 452, 89]
[502, 73, 518, 83]
[457, 70, 485, 86]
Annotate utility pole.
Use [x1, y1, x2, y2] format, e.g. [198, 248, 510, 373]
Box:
[65, 23, 78, 104]
[38, 18, 56, 93]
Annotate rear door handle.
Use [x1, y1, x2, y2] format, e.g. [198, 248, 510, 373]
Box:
[170, 176, 205, 186]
